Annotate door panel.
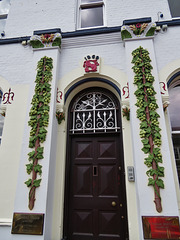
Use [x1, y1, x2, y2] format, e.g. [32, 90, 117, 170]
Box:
[65, 135, 128, 240]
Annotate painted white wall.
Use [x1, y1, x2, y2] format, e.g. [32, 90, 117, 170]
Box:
[0, 0, 180, 239]
[0, 82, 29, 219]
[0, 226, 11, 240]
[106, 0, 172, 26]
[5, 0, 172, 38]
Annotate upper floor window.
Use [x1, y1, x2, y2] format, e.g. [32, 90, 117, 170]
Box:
[0, 0, 11, 36]
[168, 0, 180, 18]
[168, 77, 180, 183]
[78, 0, 104, 29]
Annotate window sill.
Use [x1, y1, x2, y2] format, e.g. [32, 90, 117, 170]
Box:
[171, 17, 180, 20]
[77, 24, 106, 31]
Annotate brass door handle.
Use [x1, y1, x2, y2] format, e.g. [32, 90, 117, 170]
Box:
[111, 201, 117, 207]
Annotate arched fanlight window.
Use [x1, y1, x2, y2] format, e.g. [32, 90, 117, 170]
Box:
[70, 90, 120, 133]
[168, 76, 180, 183]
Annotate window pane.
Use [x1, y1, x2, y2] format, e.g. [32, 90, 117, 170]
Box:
[169, 86, 180, 131]
[81, 6, 103, 28]
[172, 134, 180, 184]
[81, 0, 102, 3]
[0, 0, 11, 14]
[168, 0, 180, 18]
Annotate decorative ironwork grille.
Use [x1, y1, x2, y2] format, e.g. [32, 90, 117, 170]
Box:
[71, 91, 120, 133]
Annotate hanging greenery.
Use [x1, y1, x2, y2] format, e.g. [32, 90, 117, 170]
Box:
[25, 56, 53, 210]
[131, 46, 164, 213]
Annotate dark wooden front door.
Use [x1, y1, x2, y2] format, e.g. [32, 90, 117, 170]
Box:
[64, 134, 128, 240]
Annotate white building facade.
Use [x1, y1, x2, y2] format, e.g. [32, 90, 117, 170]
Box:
[0, 0, 180, 239]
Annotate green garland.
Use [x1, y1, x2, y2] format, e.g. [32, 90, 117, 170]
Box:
[25, 56, 53, 210]
[132, 46, 164, 213]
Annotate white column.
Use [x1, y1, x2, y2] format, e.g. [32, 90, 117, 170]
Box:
[11, 47, 60, 240]
[125, 38, 179, 239]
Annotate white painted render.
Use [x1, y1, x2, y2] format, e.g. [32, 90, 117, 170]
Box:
[0, 0, 180, 240]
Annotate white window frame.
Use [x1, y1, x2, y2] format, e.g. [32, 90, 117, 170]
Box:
[77, 0, 106, 30]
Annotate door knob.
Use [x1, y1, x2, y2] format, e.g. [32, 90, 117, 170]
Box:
[112, 201, 117, 207]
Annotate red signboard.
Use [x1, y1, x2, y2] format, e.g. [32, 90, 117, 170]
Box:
[142, 216, 180, 239]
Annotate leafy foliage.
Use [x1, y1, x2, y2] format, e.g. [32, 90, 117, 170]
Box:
[132, 46, 164, 212]
[25, 56, 53, 210]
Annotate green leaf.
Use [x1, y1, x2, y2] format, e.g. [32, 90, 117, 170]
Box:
[36, 153, 44, 159]
[141, 138, 149, 144]
[148, 178, 155, 186]
[146, 127, 152, 133]
[25, 179, 32, 187]
[157, 167, 164, 177]
[34, 164, 42, 175]
[37, 147, 44, 154]
[135, 89, 144, 97]
[144, 82, 152, 87]
[28, 151, 35, 160]
[30, 40, 44, 49]
[155, 126, 161, 132]
[142, 147, 150, 154]
[32, 179, 42, 187]
[154, 132, 161, 138]
[39, 127, 47, 134]
[29, 141, 35, 148]
[137, 108, 145, 114]
[153, 148, 161, 155]
[140, 121, 148, 129]
[121, 30, 132, 40]
[147, 169, 158, 176]
[156, 179, 164, 189]
[38, 133, 46, 143]
[26, 163, 33, 174]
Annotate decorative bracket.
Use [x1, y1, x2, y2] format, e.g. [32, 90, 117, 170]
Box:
[121, 22, 156, 40]
[30, 33, 61, 49]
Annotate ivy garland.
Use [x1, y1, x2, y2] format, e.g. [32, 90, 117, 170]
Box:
[131, 46, 164, 213]
[25, 56, 53, 210]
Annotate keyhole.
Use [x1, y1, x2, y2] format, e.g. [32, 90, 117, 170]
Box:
[93, 165, 98, 176]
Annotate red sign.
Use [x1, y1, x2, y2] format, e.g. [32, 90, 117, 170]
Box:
[83, 59, 99, 73]
[142, 216, 180, 239]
